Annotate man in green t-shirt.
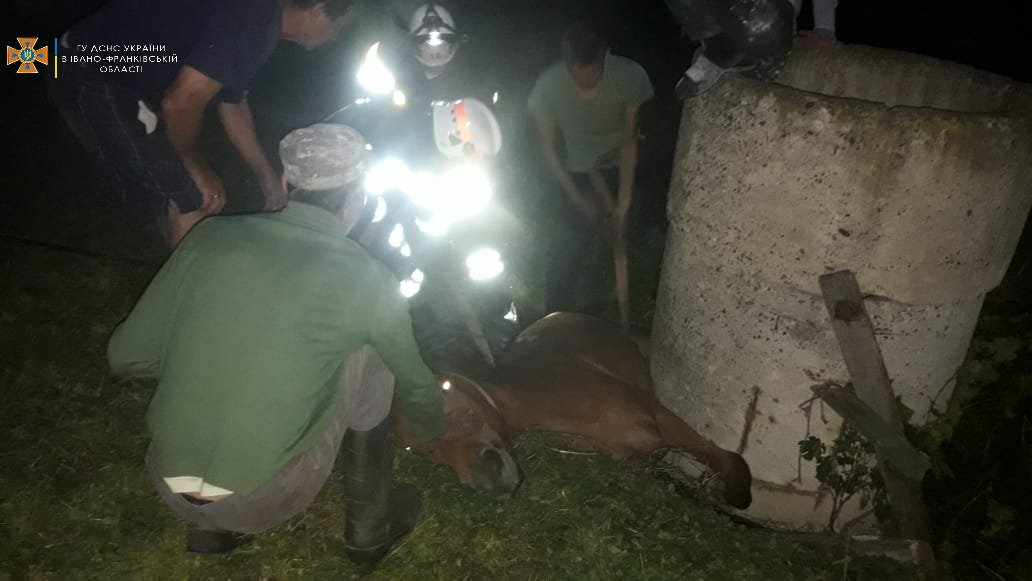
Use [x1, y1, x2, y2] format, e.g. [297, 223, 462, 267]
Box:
[108, 123, 452, 563]
[527, 21, 654, 313]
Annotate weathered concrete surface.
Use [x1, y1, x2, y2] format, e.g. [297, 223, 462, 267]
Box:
[653, 39, 1032, 530]
[778, 43, 1032, 115]
[653, 260, 983, 485]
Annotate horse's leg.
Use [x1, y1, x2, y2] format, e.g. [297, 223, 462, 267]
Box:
[652, 404, 753, 509]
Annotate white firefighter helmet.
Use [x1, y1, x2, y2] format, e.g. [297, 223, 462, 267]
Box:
[409, 4, 459, 69]
[432, 97, 503, 158]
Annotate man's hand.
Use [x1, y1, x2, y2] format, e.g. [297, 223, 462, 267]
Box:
[588, 169, 617, 213]
[218, 100, 283, 211]
[536, 116, 606, 224]
[187, 164, 227, 215]
[565, 185, 603, 225]
[259, 171, 287, 211]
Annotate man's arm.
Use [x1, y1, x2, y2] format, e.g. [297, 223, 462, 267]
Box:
[535, 117, 600, 222]
[368, 275, 447, 443]
[614, 105, 641, 229]
[161, 66, 226, 214]
[217, 99, 286, 210]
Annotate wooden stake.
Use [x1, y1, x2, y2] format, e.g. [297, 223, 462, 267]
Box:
[810, 383, 930, 483]
[818, 270, 936, 577]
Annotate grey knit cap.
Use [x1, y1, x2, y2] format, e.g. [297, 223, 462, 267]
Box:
[279, 123, 369, 190]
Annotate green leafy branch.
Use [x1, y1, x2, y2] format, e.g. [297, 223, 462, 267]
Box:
[799, 424, 889, 532]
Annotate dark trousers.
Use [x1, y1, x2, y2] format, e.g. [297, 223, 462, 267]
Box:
[545, 169, 619, 314]
[47, 64, 203, 220]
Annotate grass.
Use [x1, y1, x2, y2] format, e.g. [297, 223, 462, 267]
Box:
[0, 240, 911, 580]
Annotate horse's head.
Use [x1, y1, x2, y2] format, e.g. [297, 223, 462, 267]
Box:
[398, 373, 522, 498]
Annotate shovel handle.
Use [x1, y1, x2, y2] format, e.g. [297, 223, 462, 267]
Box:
[613, 227, 630, 332]
[588, 170, 631, 332]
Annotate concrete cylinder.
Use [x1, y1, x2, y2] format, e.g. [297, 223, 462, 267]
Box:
[652, 40, 1032, 530]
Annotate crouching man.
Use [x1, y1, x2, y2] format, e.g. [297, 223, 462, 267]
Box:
[107, 123, 450, 564]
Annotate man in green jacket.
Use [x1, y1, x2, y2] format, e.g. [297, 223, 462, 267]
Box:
[108, 123, 449, 563]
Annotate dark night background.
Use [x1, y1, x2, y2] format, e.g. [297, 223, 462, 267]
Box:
[3, 0, 1031, 260]
[2, 0, 1032, 578]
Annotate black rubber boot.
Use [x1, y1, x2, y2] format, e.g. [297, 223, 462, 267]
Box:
[185, 527, 249, 554]
[342, 419, 422, 566]
[180, 494, 250, 554]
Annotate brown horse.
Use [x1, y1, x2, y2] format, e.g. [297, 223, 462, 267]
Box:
[394, 312, 753, 509]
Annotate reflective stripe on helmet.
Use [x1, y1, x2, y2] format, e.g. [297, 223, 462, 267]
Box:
[454, 101, 473, 143]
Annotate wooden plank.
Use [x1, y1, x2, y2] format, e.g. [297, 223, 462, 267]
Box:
[818, 272, 901, 424]
[818, 270, 933, 545]
[811, 383, 930, 483]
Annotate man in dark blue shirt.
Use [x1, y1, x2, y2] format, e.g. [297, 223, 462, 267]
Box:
[51, 0, 355, 248]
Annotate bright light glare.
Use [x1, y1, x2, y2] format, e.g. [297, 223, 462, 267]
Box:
[356, 42, 395, 95]
[411, 269, 425, 283]
[441, 380, 452, 391]
[414, 216, 451, 237]
[427, 31, 443, 47]
[388, 224, 405, 248]
[392, 90, 407, 107]
[365, 158, 410, 196]
[466, 247, 504, 281]
[372, 197, 387, 223]
[400, 278, 421, 298]
[492, 91, 499, 104]
[400, 243, 412, 257]
[504, 302, 518, 322]
[437, 165, 493, 221]
[400, 171, 436, 208]
[366, 162, 491, 235]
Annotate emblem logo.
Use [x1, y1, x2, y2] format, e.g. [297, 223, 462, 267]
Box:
[7, 38, 49, 74]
